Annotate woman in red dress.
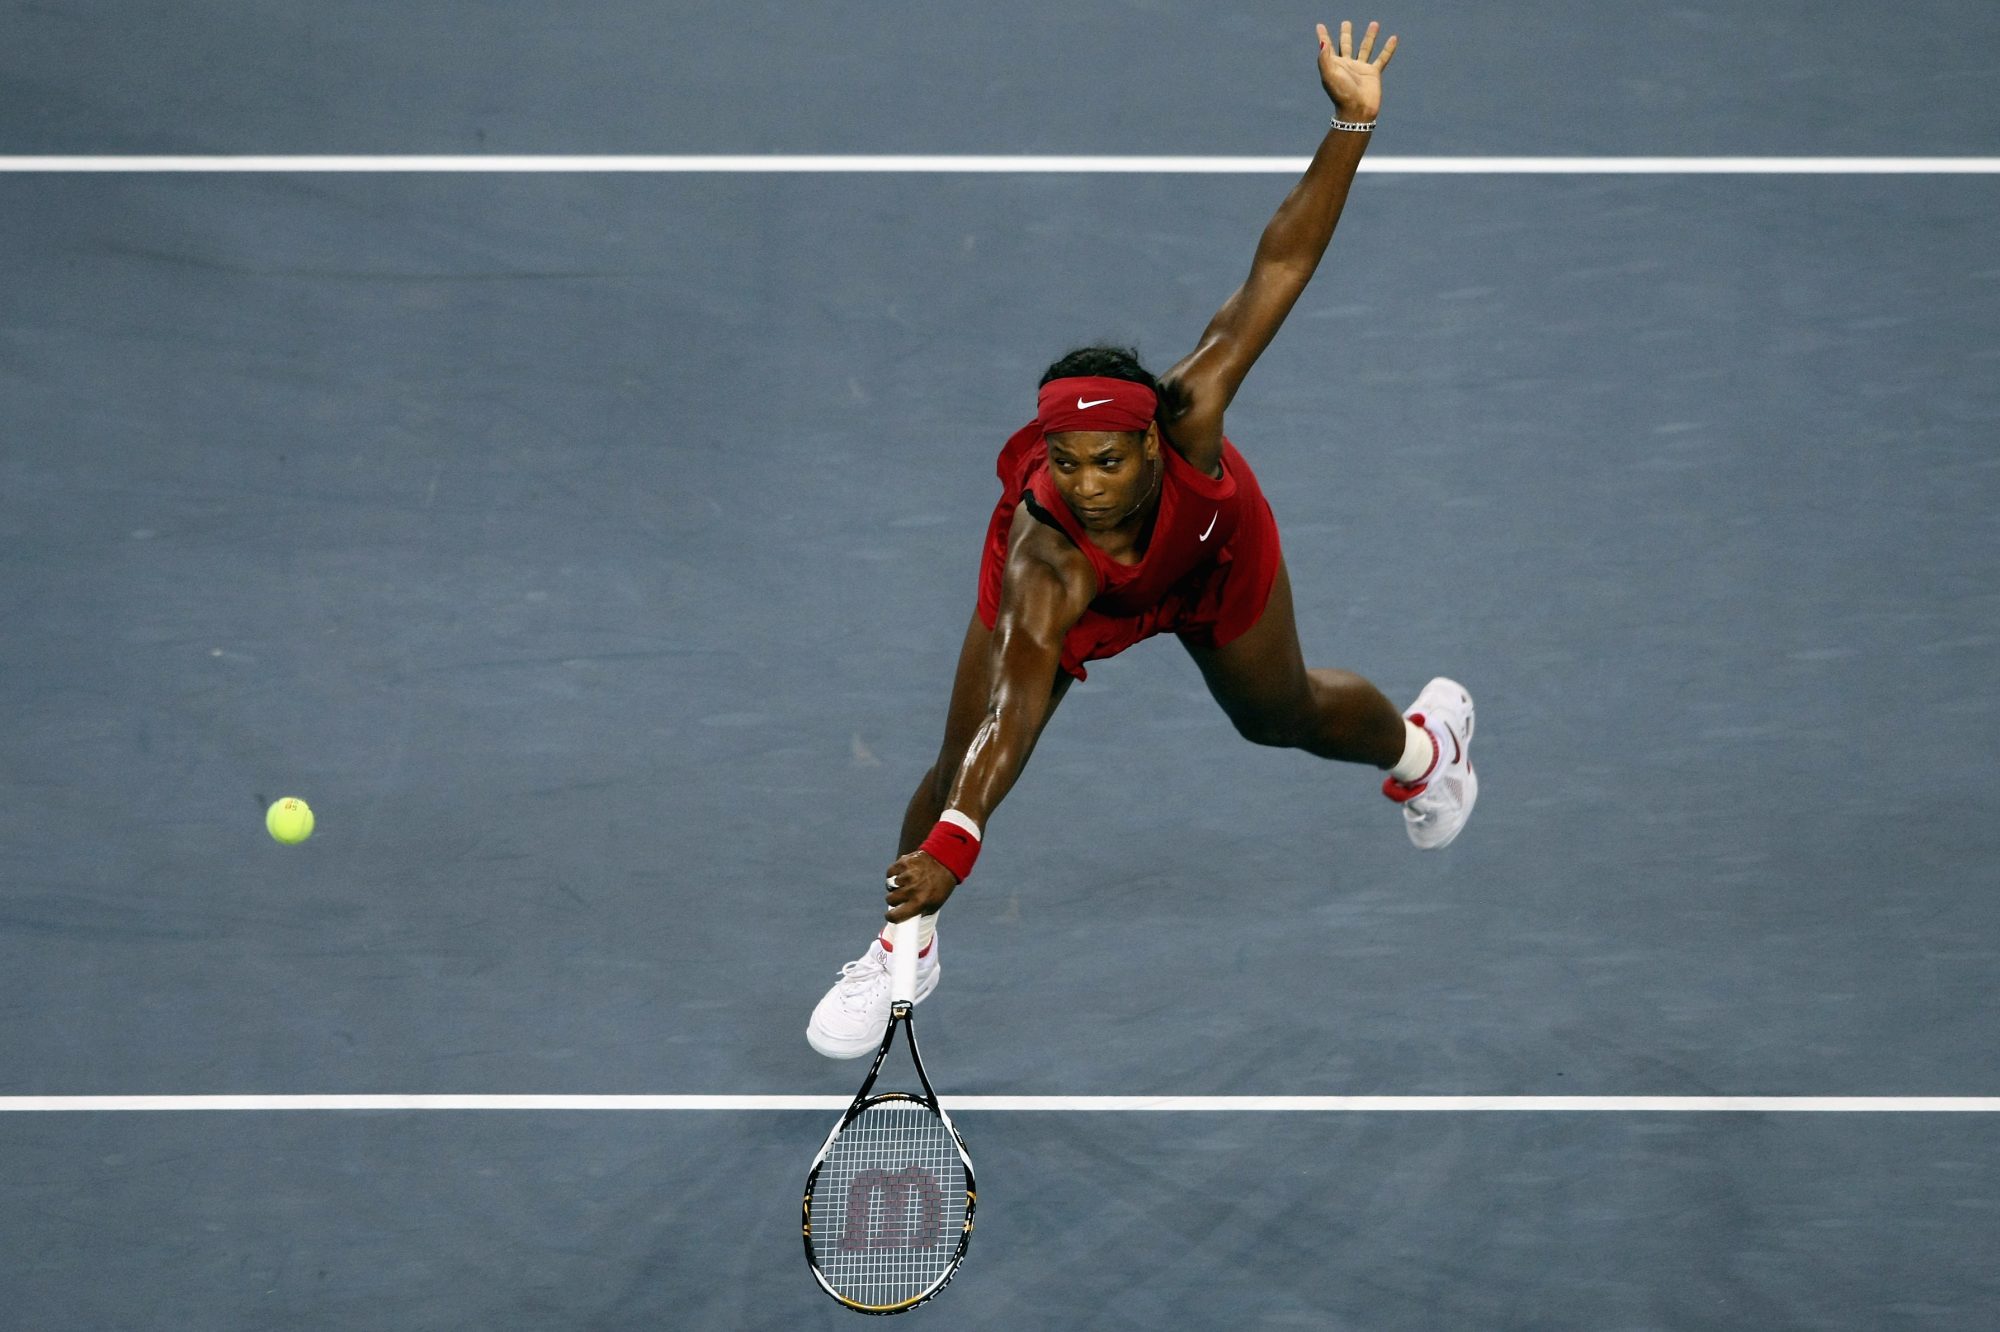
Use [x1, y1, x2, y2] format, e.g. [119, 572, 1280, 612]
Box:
[809, 20, 1475, 1057]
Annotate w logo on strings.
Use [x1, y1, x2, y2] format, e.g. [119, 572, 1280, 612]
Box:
[838, 1165, 944, 1252]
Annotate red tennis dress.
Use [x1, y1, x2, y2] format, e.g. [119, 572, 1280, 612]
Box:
[974, 420, 1282, 680]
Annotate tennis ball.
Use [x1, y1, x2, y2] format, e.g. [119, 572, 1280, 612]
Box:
[266, 797, 315, 845]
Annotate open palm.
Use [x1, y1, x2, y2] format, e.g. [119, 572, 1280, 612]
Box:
[1316, 19, 1397, 121]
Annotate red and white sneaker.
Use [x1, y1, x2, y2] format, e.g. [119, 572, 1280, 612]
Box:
[1382, 677, 1477, 850]
[806, 933, 940, 1059]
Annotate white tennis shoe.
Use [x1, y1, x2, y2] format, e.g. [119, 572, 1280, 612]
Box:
[806, 933, 941, 1059]
[1383, 677, 1477, 850]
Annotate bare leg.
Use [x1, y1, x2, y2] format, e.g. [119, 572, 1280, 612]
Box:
[1181, 559, 1404, 766]
[901, 612, 1074, 854]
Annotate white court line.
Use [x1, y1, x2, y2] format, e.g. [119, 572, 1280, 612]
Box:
[3, 155, 2000, 174]
[3, 1095, 1996, 1112]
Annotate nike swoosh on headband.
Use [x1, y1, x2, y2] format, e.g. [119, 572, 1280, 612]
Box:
[1076, 397, 1115, 409]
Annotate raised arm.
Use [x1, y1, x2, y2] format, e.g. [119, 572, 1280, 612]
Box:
[884, 514, 1096, 922]
[1159, 20, 1398, 473]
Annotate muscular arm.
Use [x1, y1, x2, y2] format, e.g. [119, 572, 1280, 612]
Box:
[885, 512, 1095, 921]
[946, 516, 1095, 825]
[1160, 20, 1397, 474]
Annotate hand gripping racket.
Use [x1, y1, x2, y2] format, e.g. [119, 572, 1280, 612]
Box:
[802, 916, 974, 1314]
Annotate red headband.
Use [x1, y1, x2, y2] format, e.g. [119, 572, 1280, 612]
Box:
[1037, 376, 1157, 435]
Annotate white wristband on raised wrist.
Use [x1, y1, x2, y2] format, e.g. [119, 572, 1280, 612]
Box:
[1329, 116, 1376, 132]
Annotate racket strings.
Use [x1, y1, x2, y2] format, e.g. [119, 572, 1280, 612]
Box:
[809, 1099, 967, 1308]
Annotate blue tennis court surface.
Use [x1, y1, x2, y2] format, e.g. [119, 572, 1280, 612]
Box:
[4, 3, 1998, 1327]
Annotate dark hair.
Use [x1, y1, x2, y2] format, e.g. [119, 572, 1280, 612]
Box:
[1038, 345, 1157, 394]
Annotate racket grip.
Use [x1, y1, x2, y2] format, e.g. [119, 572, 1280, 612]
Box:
[889, 916, 921, 1004]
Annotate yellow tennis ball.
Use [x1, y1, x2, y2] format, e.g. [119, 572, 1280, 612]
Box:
[266, 797, 315, 844]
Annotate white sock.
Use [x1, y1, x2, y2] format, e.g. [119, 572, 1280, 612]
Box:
[1389, 718, 1438, 784]
[879, 913, 939, 961]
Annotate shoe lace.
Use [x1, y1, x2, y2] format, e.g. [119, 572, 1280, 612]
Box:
[832, 954, 891, 1010]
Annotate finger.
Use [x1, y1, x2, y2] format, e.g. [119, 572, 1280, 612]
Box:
[1375, 33, 1398, 69]
[1357, 20, 1377, 62]
[1339, 19, 1352, 58]
[885, 899, 919, 924]
[1316, 21, 1330, 53]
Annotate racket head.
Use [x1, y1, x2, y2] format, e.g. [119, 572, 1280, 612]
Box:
[803, 1092, 975, 1314]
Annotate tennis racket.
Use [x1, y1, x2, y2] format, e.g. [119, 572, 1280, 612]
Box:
[802, 916, 975, 1314]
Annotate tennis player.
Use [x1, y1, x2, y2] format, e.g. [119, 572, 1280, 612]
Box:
[810, 20, 1474, 1058]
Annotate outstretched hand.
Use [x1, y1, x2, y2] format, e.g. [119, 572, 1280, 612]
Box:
[1316, 20, 1397, 123]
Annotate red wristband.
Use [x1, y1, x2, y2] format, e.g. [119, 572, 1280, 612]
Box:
[918, 812, 982, 883]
